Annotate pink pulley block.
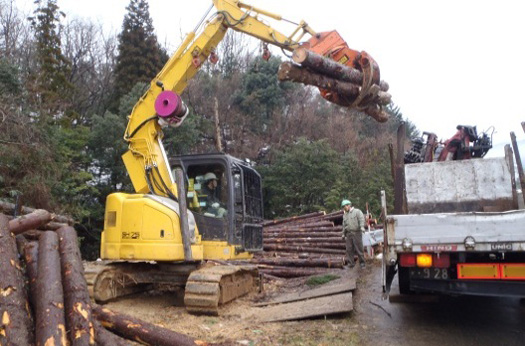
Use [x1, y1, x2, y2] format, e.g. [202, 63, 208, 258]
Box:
[155, 90, 183, 118]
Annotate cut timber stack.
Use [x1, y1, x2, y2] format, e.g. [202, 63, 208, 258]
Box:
[245, 210, 383, 279]
[246, 210, 347, 278]
[0, 202, 212, 346]
[278, 48, 392, 123]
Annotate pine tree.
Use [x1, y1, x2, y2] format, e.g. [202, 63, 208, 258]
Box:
[112, 0, 168, 110]
[29, 0, 73, 121]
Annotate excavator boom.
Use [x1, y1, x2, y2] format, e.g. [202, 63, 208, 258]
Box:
[98, 0, 389, 315]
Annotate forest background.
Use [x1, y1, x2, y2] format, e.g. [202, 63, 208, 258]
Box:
[0, 0, 417, 258]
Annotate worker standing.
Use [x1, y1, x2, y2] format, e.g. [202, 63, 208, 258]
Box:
[341, 199, 366, 268]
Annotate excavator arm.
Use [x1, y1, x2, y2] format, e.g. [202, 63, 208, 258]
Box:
[99, 0, 389, 314]
[122, 0, 385, 197]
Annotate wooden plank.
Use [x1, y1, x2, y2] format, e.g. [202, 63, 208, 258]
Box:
[254, 278, 356, 307]
[257, 292, 353, 322]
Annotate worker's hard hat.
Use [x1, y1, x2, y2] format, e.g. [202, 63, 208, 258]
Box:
[204, 172, 218, 182]
[341, 199, 352, 208]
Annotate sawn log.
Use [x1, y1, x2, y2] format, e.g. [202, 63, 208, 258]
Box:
[0, 214, 33, 346]
[57, 226, 95, 345]
[92, 304, 207, 346]
[36, 231, 67, 346]
[8, 209, 53, 235]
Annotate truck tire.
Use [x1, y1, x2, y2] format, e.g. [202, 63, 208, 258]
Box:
[398, 266, 412, 295]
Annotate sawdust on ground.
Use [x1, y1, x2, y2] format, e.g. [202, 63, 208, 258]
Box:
[101, 260, 383, 345]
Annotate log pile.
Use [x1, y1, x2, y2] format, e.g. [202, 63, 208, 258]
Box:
[0, 205, 211, 346]
[250, 210, 382, 279]
[250, 211, 346, 278]
[278, 47, 392, 123]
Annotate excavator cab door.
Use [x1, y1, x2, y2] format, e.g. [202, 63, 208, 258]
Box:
[170, 153, 263, 253]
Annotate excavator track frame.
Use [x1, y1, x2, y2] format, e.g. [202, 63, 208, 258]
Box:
[85, 262, 259, 315]
[184, 265, 260, 315]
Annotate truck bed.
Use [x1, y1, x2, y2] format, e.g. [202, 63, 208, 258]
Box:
[391, 210, 525, 252]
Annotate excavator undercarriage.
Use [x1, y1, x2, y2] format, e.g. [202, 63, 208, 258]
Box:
[85, 261, 259, 316]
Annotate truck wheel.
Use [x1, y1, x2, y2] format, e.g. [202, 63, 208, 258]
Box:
[398, 266, 412, 295]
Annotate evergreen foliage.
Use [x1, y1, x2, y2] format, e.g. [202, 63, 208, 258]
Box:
[112, 0, 168, 110]
[29, 0, 73, 119]
[233, 57, 294, 132]
[260, 138, 342, 217]
[1, 0, 420, 259]
[0, 58, 20, 94]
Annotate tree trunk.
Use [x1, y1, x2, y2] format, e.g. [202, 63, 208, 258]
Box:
[277, 242, 345, 250]
[23, 242, 39, 311]
[264, 238, 344, 244]
[322, 210, 344, 222]
[259, 267, 331, 278]
[262, 211, 326, 227]
[264, 231, 342, 239]
[263, 244, 345, 255]
[264, 225, 342, 233]
[213, 97, 223, 152]
[39, 222, 69, 231]
[263, 221, 334, 231]
[0, 201, 73, 224]
[0, 214, 34, 346]
[253, 257, 344, 268]
[278, 62, 361, 99]
[36, 231, 67, 346]
[57, 226, 95, 345]
[92, 320, 130, 346]
[292, 47, 365, 85]
[92, 305, 204, 346]
[363, 104, 389, 123]
[9, 209, 52, 235]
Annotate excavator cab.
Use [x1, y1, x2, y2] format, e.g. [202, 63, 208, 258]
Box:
[170, 153, 263, 253]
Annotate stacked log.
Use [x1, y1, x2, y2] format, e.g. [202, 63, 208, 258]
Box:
[0, 215, 33, 346]
[250, 211, 345, 278]
[0, 207, 211, 346]
[254, 210, 383, 278]
[278, 48, 392, 123]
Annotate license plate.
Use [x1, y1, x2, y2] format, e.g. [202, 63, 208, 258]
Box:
[490, 243, 512, 251]
[410, 267, 449, 280]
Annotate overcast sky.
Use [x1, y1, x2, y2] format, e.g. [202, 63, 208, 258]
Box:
[15, 0, 525, 158]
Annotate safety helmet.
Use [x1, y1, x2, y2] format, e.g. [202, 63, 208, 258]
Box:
[341, 199, 352, 208]
[204, 172, 218, 182]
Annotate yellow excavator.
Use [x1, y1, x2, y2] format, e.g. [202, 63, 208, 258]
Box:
[89, 0, 388, 315]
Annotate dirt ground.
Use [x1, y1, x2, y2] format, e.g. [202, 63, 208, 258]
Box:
[102, 260, 379, 345]
[99, 257, 525, 345]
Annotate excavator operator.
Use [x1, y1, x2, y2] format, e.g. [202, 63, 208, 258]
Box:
[201, 172, 227, 218]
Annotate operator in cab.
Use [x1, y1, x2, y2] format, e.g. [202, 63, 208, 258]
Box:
[201, 172, 227, 218]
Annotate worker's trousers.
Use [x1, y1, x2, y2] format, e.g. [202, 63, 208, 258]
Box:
[345, 232, 365, 266]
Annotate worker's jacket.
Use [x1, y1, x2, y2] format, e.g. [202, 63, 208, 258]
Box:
[342, 207, 365, 235]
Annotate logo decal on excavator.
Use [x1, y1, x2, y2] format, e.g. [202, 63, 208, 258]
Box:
[122, 232, 140, 239]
